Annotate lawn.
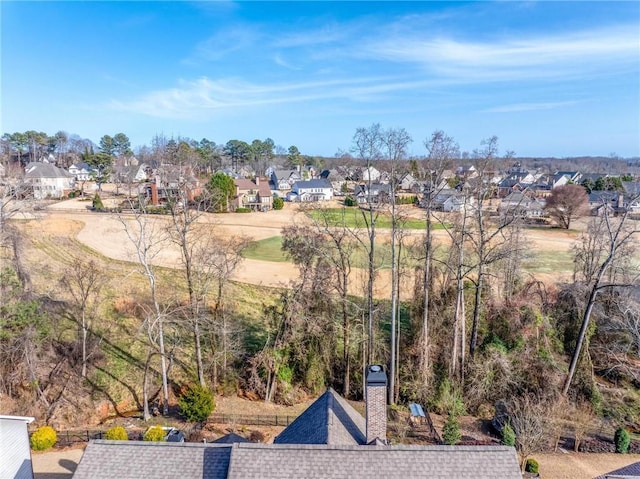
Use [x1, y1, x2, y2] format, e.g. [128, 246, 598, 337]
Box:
[242, 235, 420, 269]
[522, 250, 575, 275]
[306, 207, 434, 230]
[244, 233, 581, 279]
[242, 236, 289, 262]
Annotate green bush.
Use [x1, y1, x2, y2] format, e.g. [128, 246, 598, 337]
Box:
[525, 458, 539, 473]
[92, 193, 105, 211]
[344, 196, 357, 207]
[30, 425, 57, 451]
[143, 426, 166, 442]
[178, 384, 215, 422]
[236, 207, 251, 213]
[615, 427, 631, 453]
[104, 426, 128, 441]
[272, 197, 284, 210]
[442, 414, 461, 445]
[502, 422, 516, 447]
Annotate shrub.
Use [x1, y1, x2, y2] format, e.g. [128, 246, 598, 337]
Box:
[442, 414, 461, 445]
[143, 426, 166, 442]
[178, 384, 215, 423]
[104, 426, 128, 441]
[30, 425, 57, 451]
[236, 207, 251, 213]
[344, 196, 356, 207]
[502, 422, 516, 447]
[615, 427, 631, 453]
[525, 458, 539, 473]
[92, 193, 105, 211]
[272, 197, 284, 210]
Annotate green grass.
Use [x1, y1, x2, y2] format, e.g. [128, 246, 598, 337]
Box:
[306, 207, 436, 230]
[242, 235, 419, 270]
[522, 250, 575, 275]
[243, 236, 289, 262]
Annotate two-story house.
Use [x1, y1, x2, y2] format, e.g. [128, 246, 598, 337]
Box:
[234, 177, 273, 211]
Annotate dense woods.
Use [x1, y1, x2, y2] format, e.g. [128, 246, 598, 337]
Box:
[1, 127, 640, 460]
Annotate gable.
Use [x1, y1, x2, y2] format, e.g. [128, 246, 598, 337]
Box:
[275, 388, 365, 445]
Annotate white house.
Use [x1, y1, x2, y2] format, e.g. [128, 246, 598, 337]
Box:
[271, 170, 302, 191]
[398, 173, 417, 191]
[361, 166, 381, 182]
[25, 162, 75, 199]
[0, 415, 35, 479]
[68, 162, 96, 182]
[288, 179, 333, 202]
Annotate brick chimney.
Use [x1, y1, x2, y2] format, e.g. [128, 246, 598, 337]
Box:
[150, 183, 159, 206]
[365, 365, 387, 444]
[255, 176, 260, 186]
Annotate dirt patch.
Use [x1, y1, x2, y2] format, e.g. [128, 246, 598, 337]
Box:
[38, 203, 584, 300]
[535, 452, 640, 479]
[32, 447, 84, 479]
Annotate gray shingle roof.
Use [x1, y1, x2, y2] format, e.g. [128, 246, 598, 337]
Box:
[25, 162, 74, 179]
[228, 444, 521, 479]
[74, 441, 521, 479]
[274, 388, 366, 445]
[211, 433, 250, 444]
[293, 179, 333, 190]
[593, 461, 640, 478]
[72, 440, 232, 479]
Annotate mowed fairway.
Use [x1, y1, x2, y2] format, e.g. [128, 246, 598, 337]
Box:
[37, 197, 619, 298]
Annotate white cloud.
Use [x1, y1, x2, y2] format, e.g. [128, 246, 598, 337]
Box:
[365, 24, 639, 82]
[106, 75, 426, 119]
[483, 101, 581, 113]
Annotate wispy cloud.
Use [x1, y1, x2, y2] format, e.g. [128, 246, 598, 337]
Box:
[185, 27, 261, 63]
[273, 54, 300, 70]
[483, 101, 581, 113]
[366, 24, 639, 82]
[105, 75, 437, 119]
[272, 23, 350, 48]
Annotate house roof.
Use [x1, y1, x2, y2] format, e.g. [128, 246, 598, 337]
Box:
[73, 441, 522, 479]
[72, 441, 232, 479]
[235, 178, 272, 196]
[272, 170, 300, 181]
[293, 179, 332, 190]
[211, 433, 250, 444]
[593, 461, 640, 479]
[228, 444, 521, 479]
[274, 388, 366, 445]
[25, 162, 74, 179]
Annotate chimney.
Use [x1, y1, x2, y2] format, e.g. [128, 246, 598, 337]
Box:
[365, 365, 387, 444]
[255, 176, 260, 186]
[150, 182, 159, 206]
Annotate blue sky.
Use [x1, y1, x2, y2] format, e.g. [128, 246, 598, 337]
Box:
[2, 1, 639, 158]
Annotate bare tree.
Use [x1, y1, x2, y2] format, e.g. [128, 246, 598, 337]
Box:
[165, 174, 212, 386]
[304, 206, 359, 397]
[467, 138, 521, 357]
[59, 259, 105, 378]
[562, 206, 639, 395]
[545, 184, 589, 229]
[508, 394, 549, 471]
[351, 124, 384, 364]
[206, 234, 250, 386]
[418, 130, 458, 394]
[381, 127, 412, 403]
[117, 200, 171, 416]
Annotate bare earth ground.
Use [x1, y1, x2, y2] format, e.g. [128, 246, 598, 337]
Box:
[41, 197, 582, 298]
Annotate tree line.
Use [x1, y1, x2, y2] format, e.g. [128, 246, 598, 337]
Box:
[0, 124, 639, 464]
